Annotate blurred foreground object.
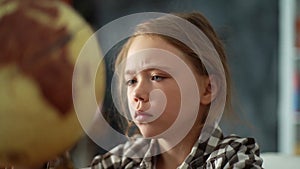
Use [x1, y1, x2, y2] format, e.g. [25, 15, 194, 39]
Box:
[46, 152, 73, 169]
[0, 0, 105, 168]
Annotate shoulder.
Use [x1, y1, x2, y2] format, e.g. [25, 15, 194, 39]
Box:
[206, 135, 263, 169]
[90, 136, 146, 169]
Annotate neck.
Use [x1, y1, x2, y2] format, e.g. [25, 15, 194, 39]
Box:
[156, 124, 202, 169]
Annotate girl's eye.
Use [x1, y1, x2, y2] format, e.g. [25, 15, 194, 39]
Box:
[126, 79, 137, 86]
[151, 75, 164, 82]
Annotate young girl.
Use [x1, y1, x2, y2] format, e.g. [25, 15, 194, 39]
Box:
[91, 12, 263, 169]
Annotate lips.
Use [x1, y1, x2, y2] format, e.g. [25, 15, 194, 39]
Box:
[134, 111, 153, 123]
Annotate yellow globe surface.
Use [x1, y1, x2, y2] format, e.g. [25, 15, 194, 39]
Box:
[0, 0, 105, 167]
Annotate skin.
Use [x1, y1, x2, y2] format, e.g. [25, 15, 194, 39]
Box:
[125, 35, 215, 168]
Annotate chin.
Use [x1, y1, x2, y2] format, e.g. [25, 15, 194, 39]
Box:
[138, 124, 163, 138]
[141, 132, 157, 138]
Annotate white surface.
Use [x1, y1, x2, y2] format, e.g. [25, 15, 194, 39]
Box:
[261, 153, 300, 169]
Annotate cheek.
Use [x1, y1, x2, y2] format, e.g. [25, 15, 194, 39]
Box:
[126, 89, 131, 101]
[164, 88, 181, 114]
[166, 91, 180, 105]
[126, 89, 135, 108]
[125, 88, 133, 110]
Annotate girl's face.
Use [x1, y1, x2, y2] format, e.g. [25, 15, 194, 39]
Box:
[124, 36, 208, 138]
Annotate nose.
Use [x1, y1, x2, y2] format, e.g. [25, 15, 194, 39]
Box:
[132, 80, 149, 103]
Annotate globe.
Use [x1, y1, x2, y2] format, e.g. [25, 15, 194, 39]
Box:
[0, 0, 105, 168]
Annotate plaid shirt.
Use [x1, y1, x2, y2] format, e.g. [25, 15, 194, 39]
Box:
[90, 127, 263, 169]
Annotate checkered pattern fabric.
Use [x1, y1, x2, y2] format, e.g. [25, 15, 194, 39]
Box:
[90, 127, 263, 169]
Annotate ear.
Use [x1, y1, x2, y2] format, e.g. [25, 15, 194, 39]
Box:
[200, 75, 218, 105]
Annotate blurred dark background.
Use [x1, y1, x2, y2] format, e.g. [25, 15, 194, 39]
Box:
[69, 0, 278, 167]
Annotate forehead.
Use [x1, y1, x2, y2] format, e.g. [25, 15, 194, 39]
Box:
[124, 48, 179, 75]
[127, 35, 184, 59]
[125, 35, 192, 72]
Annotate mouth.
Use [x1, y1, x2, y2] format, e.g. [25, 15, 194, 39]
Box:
[134, 111, 153, 123]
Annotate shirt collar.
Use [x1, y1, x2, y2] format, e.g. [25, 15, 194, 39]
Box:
[139, 127, 224, 169]
[140, 139, 159, 169]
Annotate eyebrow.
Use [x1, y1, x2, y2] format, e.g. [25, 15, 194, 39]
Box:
[125, 66, 172, 75]
[125, 70, 136, 75]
